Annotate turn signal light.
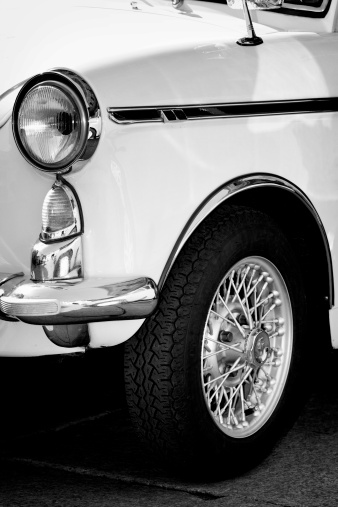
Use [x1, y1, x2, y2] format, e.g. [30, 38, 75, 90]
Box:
[40, 180, 82, 242]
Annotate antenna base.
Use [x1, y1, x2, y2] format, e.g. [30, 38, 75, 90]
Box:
[237, 35, 263, 46]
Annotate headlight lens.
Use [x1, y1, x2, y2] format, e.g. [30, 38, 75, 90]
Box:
[13, 74, 88, 172]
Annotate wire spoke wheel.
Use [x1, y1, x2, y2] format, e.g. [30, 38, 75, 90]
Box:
[202, 256, 292, 437]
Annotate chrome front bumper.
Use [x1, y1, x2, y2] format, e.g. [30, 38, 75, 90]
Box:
[0, 272, 158, 325]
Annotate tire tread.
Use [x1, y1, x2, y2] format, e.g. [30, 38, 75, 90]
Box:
[124, 206, 276, 460]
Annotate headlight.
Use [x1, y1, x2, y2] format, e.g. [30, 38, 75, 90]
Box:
[13, 72, 94, 172]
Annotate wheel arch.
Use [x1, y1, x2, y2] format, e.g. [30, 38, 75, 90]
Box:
[159, 174, 333, 310]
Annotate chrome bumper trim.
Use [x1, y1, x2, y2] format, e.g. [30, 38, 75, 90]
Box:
[0, 274, 158, 325]
[0, 272, 25, 321]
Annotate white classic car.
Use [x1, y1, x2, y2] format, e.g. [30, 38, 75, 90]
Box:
[1, 0, 338, 477]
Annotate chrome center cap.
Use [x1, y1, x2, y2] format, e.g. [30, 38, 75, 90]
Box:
[245, 328, 271, 368]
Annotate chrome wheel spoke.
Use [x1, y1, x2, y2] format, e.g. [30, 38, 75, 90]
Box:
[203, 362, 244, 387]
[201, 256, 293, 438]
[206, 357, 243, 403]
[205, 335, 242, 350]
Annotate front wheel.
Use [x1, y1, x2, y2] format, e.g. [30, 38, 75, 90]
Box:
[125, 206, 309, 477]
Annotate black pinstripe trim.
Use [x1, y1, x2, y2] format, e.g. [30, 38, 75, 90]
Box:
[108, 98, 338, 124]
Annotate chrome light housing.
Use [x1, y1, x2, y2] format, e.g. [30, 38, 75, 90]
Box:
[12, 71, 100, 173]
[31, 178, 84, 281]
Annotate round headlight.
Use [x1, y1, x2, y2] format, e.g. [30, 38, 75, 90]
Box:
[13, 73, 89, 172]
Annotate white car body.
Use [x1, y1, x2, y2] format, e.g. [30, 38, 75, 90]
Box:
[1, 0, 338, 355]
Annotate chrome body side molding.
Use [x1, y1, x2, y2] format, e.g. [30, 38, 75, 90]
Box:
[107, 98, 338, 125]
[0, 275, 158, 325]
[158, 174, 334, 307]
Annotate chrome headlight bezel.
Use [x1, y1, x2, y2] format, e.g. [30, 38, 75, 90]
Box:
[12, 71, 100, 173]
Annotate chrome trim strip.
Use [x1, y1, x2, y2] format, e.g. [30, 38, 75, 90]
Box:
[0, 276, 158, 325]
[108, 107, 163, 124]
[158, 174, 334, 306]
[107, 98, 338, 125]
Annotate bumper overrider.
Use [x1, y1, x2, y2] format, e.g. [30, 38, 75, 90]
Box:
[0, 272, 158, 326]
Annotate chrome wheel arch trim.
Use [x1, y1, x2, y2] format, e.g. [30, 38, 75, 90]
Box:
[158, 174, 334, 306]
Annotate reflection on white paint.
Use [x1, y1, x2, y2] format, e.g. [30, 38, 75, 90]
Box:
[111, 161, 135, 274]
[328, 231, 334, 252]
[0, 237, 28, 273]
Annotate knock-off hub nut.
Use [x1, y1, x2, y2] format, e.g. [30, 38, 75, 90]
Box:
[246, 328, 271, 367]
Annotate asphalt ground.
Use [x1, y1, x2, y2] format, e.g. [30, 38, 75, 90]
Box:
[0, 345, 338, 506]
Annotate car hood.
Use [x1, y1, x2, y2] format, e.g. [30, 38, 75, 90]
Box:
[1, 0, 277, 99]
[2, 0, 336, 112]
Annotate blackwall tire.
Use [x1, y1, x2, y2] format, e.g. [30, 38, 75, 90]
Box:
[124, 205, 309, 478]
